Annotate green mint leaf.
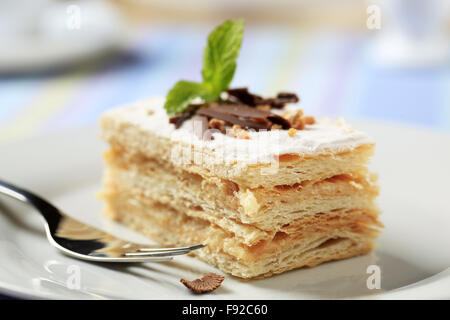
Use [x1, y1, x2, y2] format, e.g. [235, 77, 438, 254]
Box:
[164, 81, 206, 115]
[202, 19, 244, 96]
[164, 19, 244, 116]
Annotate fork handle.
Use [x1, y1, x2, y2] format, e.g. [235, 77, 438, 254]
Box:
[0, 179, 62, 229]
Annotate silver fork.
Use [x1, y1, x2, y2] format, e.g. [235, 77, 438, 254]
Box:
[0, 179, 204, 262]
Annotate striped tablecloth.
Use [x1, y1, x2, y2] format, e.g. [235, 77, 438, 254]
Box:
[1, 24, 449, 143]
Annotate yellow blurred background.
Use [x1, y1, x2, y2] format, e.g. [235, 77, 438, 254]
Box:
[0, 0, 449, 143]
[113, 0, 371, 29]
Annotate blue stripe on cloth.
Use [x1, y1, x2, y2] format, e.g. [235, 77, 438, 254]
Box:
[356, 67, 445, 128]
[438, 71, 450, 131]
[316, 35, 364, 116]
[0, 78, 46, 127]
[0, 25, 449, 142]
[43, 27, 206, 131]
[233, 26, 293, 93]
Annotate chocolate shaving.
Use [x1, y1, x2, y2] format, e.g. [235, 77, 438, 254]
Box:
[226, 88, 265, 106]
[226, 87, 299, 109]
[197, 104, 291, 130]
[267, 114, 291, 129]
[180, 273, 225, 294]
[168, 88, 301, 131]
[275, 92, 299, 104]
[169, 104, 200, 129]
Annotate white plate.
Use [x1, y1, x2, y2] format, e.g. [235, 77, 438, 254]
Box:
[0, 0, 127, 73]
[0, 121, 449, 299]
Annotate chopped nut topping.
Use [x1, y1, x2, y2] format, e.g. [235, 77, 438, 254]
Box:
[281, 109, 316, 130]
[288, 128, 297, 136]
[208, 118, 225, 132]
[293, 119, 305, 130]
[302, 115, 316, 125]
[228, 125, 251, 139]
[256, 105, 271, 112]
[180, 273, 225, 293]
[282, 109, 304, 127]
[271, 124, 283, 130]
[237, 131, 250, 139]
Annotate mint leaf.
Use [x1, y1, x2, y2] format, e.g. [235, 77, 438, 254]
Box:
[164, 81, 206, 115]
[202, 19, 244, 96]
[164, 19, 244, 116]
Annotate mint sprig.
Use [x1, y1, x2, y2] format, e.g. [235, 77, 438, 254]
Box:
[164, 81, 207, 116]
[164, 19, 244, 115]
[202, 19, 244, 97]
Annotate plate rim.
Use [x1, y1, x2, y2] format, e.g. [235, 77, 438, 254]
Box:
[0, 123, 449, 300]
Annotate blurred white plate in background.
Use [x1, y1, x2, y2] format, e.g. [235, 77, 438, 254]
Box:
[0, 0, 127, 73]
[0, 121, 449, 299]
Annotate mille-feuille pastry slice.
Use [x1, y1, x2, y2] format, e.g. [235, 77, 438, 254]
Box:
[98, 19, 381, 279]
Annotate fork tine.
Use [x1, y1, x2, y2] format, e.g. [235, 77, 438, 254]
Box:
[138, 244, 205, 252]
[125, 250, 190, 257]
[124, 244, 205, 257]
[124, 256, 174, 262]
[0, 179, 207, 264]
